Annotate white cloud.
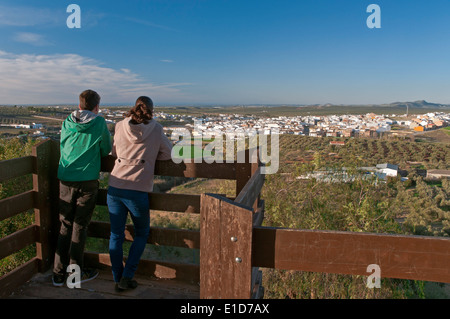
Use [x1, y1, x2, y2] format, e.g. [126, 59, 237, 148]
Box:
[13, 32, 52, 46]
[0, 5, 62, 27]
[160, 59, 174, 63]
[0, 4, 104, 29]
[123, 17, 177, 32]
[0, 51, 191, 104]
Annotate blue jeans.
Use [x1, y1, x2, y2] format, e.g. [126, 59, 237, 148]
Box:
[107, 186, 150, 282]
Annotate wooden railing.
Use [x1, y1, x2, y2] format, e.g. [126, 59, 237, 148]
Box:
[0, 138, 449, 299]
[0, 139, 59, 297]
[86, 146, 264, 288]
[0, 139, 265, 298]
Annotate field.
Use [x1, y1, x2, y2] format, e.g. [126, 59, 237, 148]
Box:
[414, 127, 450, 144]
[0, 106, 69, 139]
[278, 134, 450, 171]
[159, 134, 450, 298]
[126, 134, 450, 298]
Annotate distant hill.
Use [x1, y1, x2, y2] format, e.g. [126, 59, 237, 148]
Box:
[383, 100, 449, 109]
[312, 100, 450, 109]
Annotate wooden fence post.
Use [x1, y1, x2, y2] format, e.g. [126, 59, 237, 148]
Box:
[200, 194, 253, 299]
[236, 148, 259, 204]
[235, 151, 252, 198]
[32, 139, 59, 272]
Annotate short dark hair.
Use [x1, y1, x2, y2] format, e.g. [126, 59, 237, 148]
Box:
[126, 96, 154, 124]
[79, 90, 100, 111]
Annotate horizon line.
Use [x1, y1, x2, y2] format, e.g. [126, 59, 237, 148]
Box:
[1, 100, 450, 108]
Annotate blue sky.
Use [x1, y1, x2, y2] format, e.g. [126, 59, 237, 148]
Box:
[1, 0, 450, 105]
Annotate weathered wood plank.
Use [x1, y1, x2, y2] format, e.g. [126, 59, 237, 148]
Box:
[156, 160, 236, 179]
[0, 156, 34, 183]
[96, 189, 200, 214]
[252, 200, 265, 227]
[149, 226, 199, 249]
[251, 201, 265, 300]
[84, 252, 199, 282]
[101, 155, 236, 179]
[0, 190, 35, 222]
[0, 225, 37, 260]
[87, 221, 200, 249]
[235, 162, 252, 198]
[219, 197, 253, 299]
[252, 227, 450, 284]
[235, 148, 259, 197]
[200, 194, 253, 299]
[0, 257, 39, 298]
[235, 168, 265, 209]
[148, 193, 200, 214]
[32, 140, 59, 272]
[199, 194, 221, 298]
[8, 268, 199, 299]
[251, 269, 264, 299]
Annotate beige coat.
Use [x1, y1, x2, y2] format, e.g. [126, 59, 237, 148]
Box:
[108, 117, 173, 193]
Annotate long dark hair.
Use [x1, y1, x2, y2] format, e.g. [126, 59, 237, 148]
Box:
[125, 96, 154, 124]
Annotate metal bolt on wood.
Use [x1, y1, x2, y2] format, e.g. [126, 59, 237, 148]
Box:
[235, 257, 242, 263]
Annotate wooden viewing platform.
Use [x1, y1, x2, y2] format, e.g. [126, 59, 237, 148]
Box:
[9, 268, 199, 299]
[0, 139, 449, 299]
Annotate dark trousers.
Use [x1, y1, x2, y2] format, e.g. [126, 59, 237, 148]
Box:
[53, 180, 99, 275]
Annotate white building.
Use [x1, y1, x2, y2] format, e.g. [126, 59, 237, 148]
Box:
[375, 163, 398, 177]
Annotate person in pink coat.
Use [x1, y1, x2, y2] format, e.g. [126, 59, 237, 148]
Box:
[107, 96, 172, 291]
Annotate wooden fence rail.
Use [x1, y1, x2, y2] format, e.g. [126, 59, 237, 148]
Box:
[252, 227, 450, 284]
[0, 190, 35, 222]
[96, 190, 201, 214]
[0, 156, 34, 183]
[87, 221, 200, 249]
